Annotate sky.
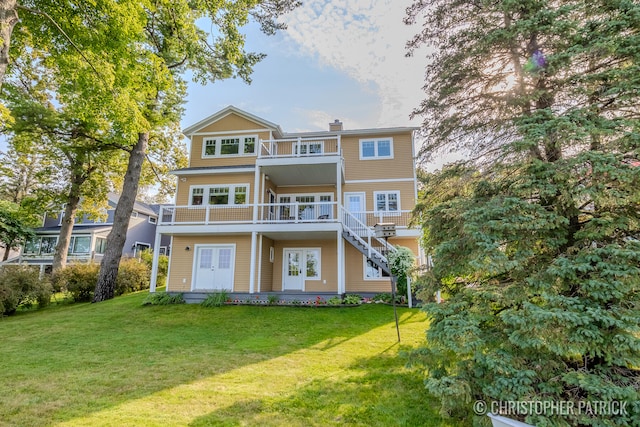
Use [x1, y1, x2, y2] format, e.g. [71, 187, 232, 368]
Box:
[183, 0, 428, 135]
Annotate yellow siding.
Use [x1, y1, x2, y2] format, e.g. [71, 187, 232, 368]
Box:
[175, 173, 255, 205]
[189, 113, 272, 168]
[345, 237, 420, 294]
[342, 181, 416, 210]
[341, 132, 415, 181]
[167, 235, 252, 292]
[259, 236, 274, 292]
[272, 239, 339, 293]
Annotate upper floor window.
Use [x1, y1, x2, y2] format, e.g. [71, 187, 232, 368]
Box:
[374, 191, 400, 212]
[190, 184, 249, 206]
[359, 138, 393, 160]
[203, 135, 257, 158]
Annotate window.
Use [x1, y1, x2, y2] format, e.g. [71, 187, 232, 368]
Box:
[202, 135, 258, 157]
[25, 236, 57, 255]
[95, 237, 107, 254]
[131, 211, 139, 218]
[190, 184, 249, 206]
[374, 191, 400, 212]
[191, 188, 204, 205]
[305, 249, 320, 279]
[364, 257, 390, 280]
[220, 138, 240, 155]
[209, 187, 229, 205]
[359, 138, 393, 159]
[294, 141, 323, 155]
[68, 236, 91, 254]
[149, 216, 157, 224]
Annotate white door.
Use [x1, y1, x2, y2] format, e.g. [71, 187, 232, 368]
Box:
[193, 245, 235, 290]
[344, 192, 366, 225]
[283, 249, 304, 290]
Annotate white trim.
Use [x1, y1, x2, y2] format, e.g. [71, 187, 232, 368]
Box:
[249, 232, 257, 293]
[373, 190, 401, 213]
[359, 137, 394, 160]
[282, 247, 321, 290]
[172, 167, 255, 176]
[257, 234, 263, 293]
[345, 178, 415, 184]
[362, 255, 390, 281]
[202, 134, 258, 158]
[191, 128, 271, 136]
[191, 243, 236, 291]
[189, 183, 250, 206]
[148, 216, 158, 224]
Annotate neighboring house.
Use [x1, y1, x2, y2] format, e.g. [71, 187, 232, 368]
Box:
[18, 193, 170, 274]
[149, 106, 423, 297]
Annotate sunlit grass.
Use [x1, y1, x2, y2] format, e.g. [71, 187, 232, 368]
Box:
[0, 292, 453, 426]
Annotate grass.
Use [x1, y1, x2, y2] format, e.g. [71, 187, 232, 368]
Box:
[0, 291, 454, 426]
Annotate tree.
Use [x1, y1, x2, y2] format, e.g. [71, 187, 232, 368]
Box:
[0, 200, 34, 261]
[93, 0, 300, 302]
[407, 1, 639, 425]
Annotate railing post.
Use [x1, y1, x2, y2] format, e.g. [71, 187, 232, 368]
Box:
[296, 137, 301, 157]
[171, 207, 176, 224]
[205, 206, 210, 224]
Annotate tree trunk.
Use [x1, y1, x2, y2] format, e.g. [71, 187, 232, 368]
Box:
[2, 245, 10, 261]
[0, 0, 18, 90]
[93, 132, 148, 302]
[52, 176, 84, 272]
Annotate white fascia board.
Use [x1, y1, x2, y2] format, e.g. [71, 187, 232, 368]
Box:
[171, 167, 256, 176]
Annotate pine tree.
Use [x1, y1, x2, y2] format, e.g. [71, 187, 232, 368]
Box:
[407, 1, 640, 425]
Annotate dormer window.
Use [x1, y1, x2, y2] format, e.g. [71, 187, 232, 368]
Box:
[203, 135, 257, 158]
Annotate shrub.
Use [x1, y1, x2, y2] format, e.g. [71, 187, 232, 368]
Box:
[142, 292, 185, 305]
[342, 294, 362, 305]
[267, 294, 279, 305]
[327, 296, 342, 305]
[115, 258, 150, 296]
[201, 290, 229, 308]
[0, 264, 52, 315]
[53, 263, 100, 302]
[139, 251, 168, 284]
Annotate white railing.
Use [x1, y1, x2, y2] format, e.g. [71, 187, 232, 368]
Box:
[340, 206, 396, 262]
[159, 205, 413, 228]
[259, 136, 341, 159]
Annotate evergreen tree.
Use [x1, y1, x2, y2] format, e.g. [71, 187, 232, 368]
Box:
[407, 1, 640, 425]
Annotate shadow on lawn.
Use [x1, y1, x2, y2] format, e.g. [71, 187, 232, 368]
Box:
[0, 293, 424, 426]
[187, 351, 454, 427]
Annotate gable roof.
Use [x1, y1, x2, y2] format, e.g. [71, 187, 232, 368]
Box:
[182, 105, 284, 137]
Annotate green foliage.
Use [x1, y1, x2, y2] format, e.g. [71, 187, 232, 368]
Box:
[53, 263, 100, 302]
[115, 258, 150, 296]
[327, 296, 343, 306]
[267, 294, 279, 305]
[0, 264, 52, 315]
[0, 200, 35, 258]
[342, 294, 362, 305]
[140, 251, 169, 284]
[408, 0, 640, 424]
[142, 291, 185, 306]
[201, 290, 230, 308]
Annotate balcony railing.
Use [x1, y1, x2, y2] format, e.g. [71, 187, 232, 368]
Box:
[259, 136, 340, 159]
[158, 204, 413, 228]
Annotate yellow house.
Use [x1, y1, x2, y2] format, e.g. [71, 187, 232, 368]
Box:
[149, 106, 422, 299]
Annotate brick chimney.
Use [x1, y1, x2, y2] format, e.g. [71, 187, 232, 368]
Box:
[329, 119, 343, 132]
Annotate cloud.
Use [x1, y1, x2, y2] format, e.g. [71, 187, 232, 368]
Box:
[280, 0, 427, 127]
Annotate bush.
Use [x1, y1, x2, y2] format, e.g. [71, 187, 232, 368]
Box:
[53, 263, 100, 302]
[139, 251, 169, 285]
[201, 290, 229, 308]
[115, 258, 150, 296]
[0, 264, 52, 315]
[142, 292, 185, 305]
[342, 294, 362, 305]
[327, 296, 343, 305]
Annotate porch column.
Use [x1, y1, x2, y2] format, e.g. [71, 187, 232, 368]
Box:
[150, 231, 162, 292]
[253, 167, 261, 223]
[249, 231, 258, 293]
[257, 234, 263, 293]
[337, 229, 345, 294]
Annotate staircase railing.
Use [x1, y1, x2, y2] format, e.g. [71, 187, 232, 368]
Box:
[339, 206, 396, 263]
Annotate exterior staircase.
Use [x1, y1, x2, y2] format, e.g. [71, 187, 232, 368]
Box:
[340, 207, 395, 275]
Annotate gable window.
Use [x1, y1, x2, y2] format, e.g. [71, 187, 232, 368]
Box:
[364, 257, 390, 280]
[360, 138, 393, 159]
[190, 184, 249, 206]
[374, 191, 400, 212]
[202, 135, 257, 158]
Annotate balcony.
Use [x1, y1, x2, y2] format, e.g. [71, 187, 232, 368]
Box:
[158, 203, 413, 228]
[257, 136, 344, 186]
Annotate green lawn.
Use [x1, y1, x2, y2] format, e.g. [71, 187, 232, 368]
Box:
[0, 292, 453, 426]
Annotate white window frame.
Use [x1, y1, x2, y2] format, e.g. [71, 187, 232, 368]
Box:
[189, 184, 250, 206]
[363, 255, 390, 281]
[277, 193, 334, 220]
[202, 134, 258, 158]
[373, 190, 401, 214]
[148, 216, 157, 224]
[359, 137, 394, 160]
[68, 236, 91, 254]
